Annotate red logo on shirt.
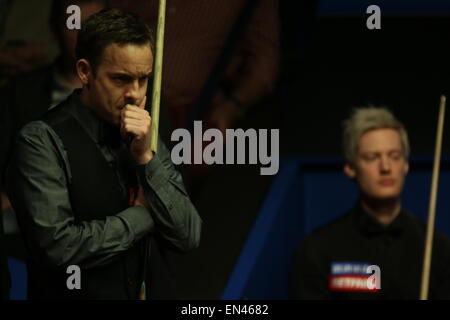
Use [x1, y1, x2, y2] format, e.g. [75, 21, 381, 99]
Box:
[329, 262, 381, 292]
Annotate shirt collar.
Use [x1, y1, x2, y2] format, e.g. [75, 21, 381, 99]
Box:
[352, 201, 406, 237]
[67, 89, 121, 147]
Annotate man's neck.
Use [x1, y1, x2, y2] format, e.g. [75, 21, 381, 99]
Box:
[79, 88, 116, 126]
[55, 57, 81, 90]
[79, 88, 91, 108]
[360, 197, 401, 225]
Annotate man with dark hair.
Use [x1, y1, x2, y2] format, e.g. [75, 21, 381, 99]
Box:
[6, 8, 201, 300]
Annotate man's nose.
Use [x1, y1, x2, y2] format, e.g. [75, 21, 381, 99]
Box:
[380, 155, 391, 173]
[124, 80, 140, 104]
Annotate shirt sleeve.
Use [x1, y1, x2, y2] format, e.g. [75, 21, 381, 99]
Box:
[6, 121, 154, 269]
[136, 138, 202, 252]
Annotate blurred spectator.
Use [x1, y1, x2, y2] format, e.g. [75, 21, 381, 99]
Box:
[0, 0, 57, 78]
[0, 0, 106, 178]
[0, 192, 10, 299]
[0, 0, 106, 299]
[0, 0, 56, 299]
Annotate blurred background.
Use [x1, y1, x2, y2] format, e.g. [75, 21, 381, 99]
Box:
[1, 0, 450, 300]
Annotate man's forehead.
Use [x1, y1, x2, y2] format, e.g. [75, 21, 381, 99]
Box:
[358, 128, 403, 153]
[107, 67, 152, 78]
[100, 43, 153, 75]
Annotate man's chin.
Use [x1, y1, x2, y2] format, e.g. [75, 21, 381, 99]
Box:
[103, 113, 120, 127]
[366, 193, 401, 204]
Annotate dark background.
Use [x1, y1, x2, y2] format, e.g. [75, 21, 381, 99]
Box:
[3, 0, 450, 300]
[279, 2, 450, 157]
[169, 1, 450, 299]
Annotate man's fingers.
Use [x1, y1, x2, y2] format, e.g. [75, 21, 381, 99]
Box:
[139, 95, 147, 109]
[123, 105, 151, 120]
[121, 98, 151, 145]
[122, 118, 149, 127]
[122, 124, 147, 138]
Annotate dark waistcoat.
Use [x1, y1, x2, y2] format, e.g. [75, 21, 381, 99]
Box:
[27, 105, 144, 300]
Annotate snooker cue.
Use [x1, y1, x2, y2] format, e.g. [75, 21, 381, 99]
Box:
[150, 0, 167, 153]
[420, 95, 446, 300]
[141, 0, 167, 301]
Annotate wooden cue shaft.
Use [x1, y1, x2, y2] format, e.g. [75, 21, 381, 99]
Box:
[150, 0, 167, 153]
[420, 95, 446, 300]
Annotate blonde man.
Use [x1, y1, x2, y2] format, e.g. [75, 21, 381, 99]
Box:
[290, 107, 450, 300]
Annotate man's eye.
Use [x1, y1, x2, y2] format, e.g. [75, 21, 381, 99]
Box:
[390, 152, 402, 160]
[114, 76, 130, 83]
[363, 155, 377, 161]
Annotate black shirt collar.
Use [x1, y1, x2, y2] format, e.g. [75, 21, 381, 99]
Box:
[352, 201, 406, 237]
[67, 89, 121, 147]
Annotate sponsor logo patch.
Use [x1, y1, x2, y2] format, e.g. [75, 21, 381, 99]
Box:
[329, 262, 381, 292]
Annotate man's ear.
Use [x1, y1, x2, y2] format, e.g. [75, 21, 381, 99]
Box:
[344, 162, 356, 179]
[76, 59, 91, 87]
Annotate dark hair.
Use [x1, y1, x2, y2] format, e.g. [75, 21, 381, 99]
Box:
[75, 8, 154, 72]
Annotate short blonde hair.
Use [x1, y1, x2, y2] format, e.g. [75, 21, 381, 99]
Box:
[342, 106, 410, 165]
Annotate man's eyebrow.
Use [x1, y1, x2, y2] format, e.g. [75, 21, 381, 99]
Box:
[141, 72, 153, 78]
[109, 72, 132, 78]
[359, 150, 379, 154]
[108, 71, 152, 78]
[359, 152, 379, 157]
[360, 149, 403, 155]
